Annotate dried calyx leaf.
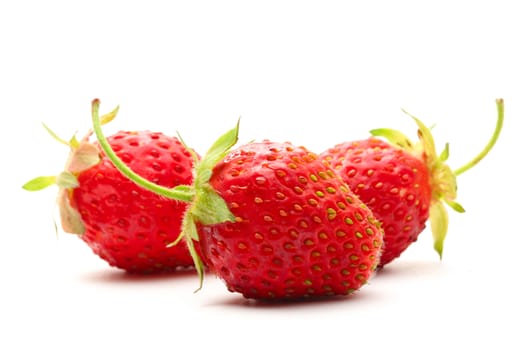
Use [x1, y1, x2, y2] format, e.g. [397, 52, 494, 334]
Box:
[22, 105, 120, 235]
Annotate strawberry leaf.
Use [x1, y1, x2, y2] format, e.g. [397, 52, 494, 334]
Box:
[167, 229, 187, 248]
[439, 143, 450, 162]
[69, 133, 80, 148]
[57, 188, 85, 234]
[99, 105, 120, 126]
[444, 199, 465, 213]
[22, 176, 57, 191]
[67, 142, 101, 173]
[56, 171, 79, 189]
[176, 131, 200, 164]
[42, 123, 70, 147]
[370, 128, 413, 149]
[168, 213, 205, 290]
[196, 168, 213, 186]
[182, 215, 205, 291]
[193, 185, 236, 225]
[430, 200, 448, 259]
[195, 118, 240, 183]
[402, 110, 438, 161]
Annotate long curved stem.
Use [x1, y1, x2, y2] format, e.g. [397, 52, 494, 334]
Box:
[91, 99, 194, 203]
[454, 99, 504, 176]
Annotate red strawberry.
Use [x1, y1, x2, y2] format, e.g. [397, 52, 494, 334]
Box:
[320, 99, 504, 267]
[197, 141, 383, 299]
[23, 107, 198, 273]
[90, 100, 383, 299]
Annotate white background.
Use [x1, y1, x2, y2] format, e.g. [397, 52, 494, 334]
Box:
[1, 1, 523, 349]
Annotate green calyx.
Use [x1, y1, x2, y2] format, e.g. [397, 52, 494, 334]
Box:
[370, 99, 504, 259]
[91, 99, 238, 290]
[22, 107, 119, 234]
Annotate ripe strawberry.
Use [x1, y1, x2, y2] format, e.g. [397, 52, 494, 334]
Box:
[197, 141, 383, 299]
[320, 99, 504, 267]
[90, 100, 383, 299]
[23, 107, 198, 273]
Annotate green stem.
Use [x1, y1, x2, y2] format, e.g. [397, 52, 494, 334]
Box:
[454, 99, 504, 176]
[91, 99, 194, 203]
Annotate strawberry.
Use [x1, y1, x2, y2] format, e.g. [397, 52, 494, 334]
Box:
[23, 108, 198, 273]
[197, 141, 383, 299]
[320, 99, 504, 266]
[90, 100, 383, 299]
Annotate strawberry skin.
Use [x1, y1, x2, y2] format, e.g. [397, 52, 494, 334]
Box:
[198, 141, 383, 299]
[321, 138, 431, 266]
[69, 131, 197, 273]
